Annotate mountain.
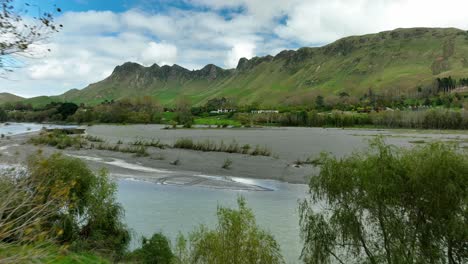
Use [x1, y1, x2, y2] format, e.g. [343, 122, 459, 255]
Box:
[0, 93, 24, 104]
[25, 27, 468, 107]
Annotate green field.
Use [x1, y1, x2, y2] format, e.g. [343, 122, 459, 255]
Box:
[194, 115, 241, 126]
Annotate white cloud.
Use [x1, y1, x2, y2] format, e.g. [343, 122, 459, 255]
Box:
[225, 42, 256, 68]
[139, 42, 178, 66]
[275, 0, 468, 44]
[2, 0, 468, 97]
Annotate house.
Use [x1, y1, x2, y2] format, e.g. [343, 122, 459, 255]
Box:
[251, 110, 279, 114]
[209, 109, 236, 114]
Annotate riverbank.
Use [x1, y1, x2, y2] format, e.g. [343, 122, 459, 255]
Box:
[1, 124, 467, 189]
[0, 128, 313, 190]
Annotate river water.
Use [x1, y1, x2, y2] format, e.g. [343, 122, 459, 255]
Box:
[117, 179, 308, 263]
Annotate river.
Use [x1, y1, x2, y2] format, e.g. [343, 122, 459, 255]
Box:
[2, 123, 467, 263]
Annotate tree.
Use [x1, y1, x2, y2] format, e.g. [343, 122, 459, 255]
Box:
[300, 138, 468, 264]
[0, 0, 62, 74]
[0, 107, 7, 122]
[57, 102, 78, 120]
[183, 197, 284, 264]
[27, 153, 130, 259]
[315, 95, 324, 110]
[175, 96, 193, 128]
[128, 233, 174, 264]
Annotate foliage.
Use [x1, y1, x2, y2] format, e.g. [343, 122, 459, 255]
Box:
[222, 158, 233, 169]
[127, 233, 174, 264]
[132, 138, 167, 149]
[181, 197, 284, 264]
[85, 135, 104, 142]
[0, 243, 109, 264]
[299, 139, 468, 264]
[56, 103, 79, 120]
[29, 130, 87, 149]
[194, 116, 241, 127]
[175, 96, 194, 128]
[95, 143, 149, 157]
[0, 107, 7, 122]
[173, 138, 272, 157]
[0, 0, 61, 74]
[0, 153, 129, 262]
[27, 153, 130, 259]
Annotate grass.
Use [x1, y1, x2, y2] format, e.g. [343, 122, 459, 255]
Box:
[30, 131, 150, 157]
[194, 116, 241, 127]
[131, 138, 167, 149]
[95, 143, 149, 157]
[29, 131, 87, 149]
[293, 157, 322, 166]
[173, 138, 272, 157]
[0, 243, 109, 264]
[84, 135, 104, 142]
[222, 158, 233, 169]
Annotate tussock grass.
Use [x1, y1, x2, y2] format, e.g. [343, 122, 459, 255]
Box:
[95, 143, 149, 157]
[84, 135, 104, 142]
[29, 131, 87, 150]
[173, 138, 272, 157]
[222, 158, 233, 169]
[292, 157, 322, 167]
[131, 138, 167, 149]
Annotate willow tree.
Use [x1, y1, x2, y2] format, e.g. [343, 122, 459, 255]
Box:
[300, 139, 468, 264]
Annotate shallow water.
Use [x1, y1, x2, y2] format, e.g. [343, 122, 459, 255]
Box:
[87, 124, 468, 160]
[0, 122, 76, 135]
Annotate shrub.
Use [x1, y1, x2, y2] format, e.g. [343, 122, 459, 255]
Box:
[180, 197, 284, 264]
[127, 233, 174, 264]
[300, 139, 468, 264]
[27, 153, 130, 259]
[29, 131, 87, 149]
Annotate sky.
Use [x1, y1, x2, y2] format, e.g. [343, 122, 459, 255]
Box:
[2, 0, 468, 98]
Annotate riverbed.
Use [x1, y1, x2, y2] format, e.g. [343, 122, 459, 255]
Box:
[1, 123, 467, 263]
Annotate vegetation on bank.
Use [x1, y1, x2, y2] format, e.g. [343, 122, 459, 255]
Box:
[300, 138, 468, 264]
[28, 131, 273, 158]
[173, 138, 272, 157]
[2, 89, 468, 130]
[0, 153, 130, 262]
[28, 130, 87, 149]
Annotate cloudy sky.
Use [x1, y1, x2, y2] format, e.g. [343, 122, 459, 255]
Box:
[2, 0, 468, 97]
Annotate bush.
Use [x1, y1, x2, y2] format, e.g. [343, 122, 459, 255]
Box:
[29, 131, 87, 149]
[27, 153, 130, 260]
[300, 139, 468, 264]
[127, 233, 174, 264]
[180, 197, 284, 264]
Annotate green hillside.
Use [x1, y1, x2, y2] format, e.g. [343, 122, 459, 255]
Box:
[0, 93, 24, 104]
[24, 27, 468, 107]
